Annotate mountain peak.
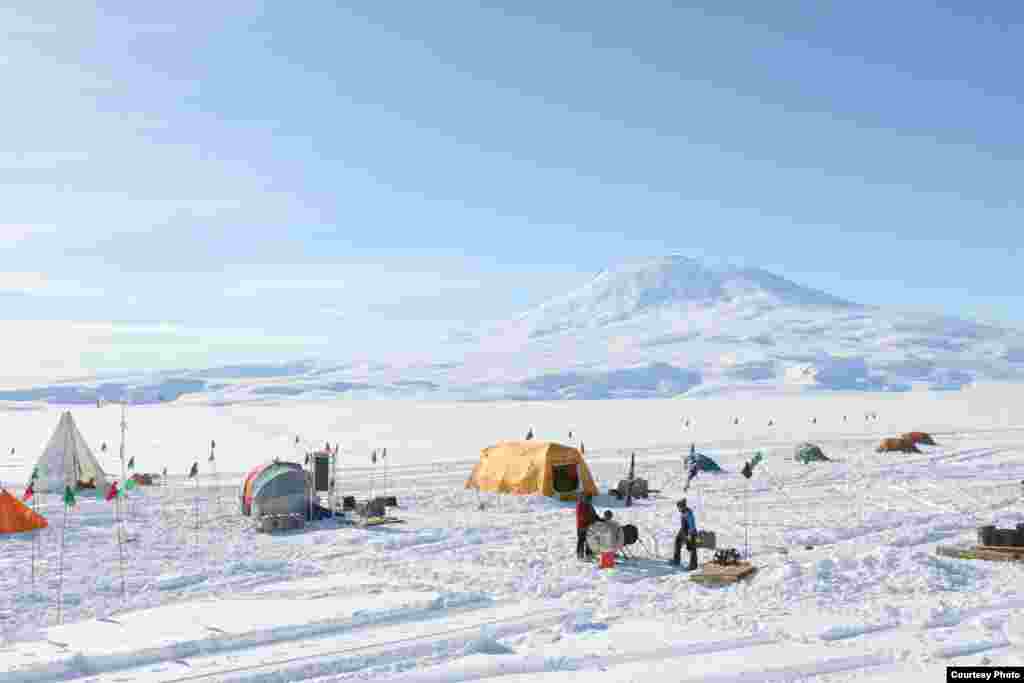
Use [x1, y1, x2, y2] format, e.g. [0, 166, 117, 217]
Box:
[513, 255, 857, 335]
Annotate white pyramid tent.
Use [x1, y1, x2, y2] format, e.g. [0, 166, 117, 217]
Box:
[33, 411, 110, 493]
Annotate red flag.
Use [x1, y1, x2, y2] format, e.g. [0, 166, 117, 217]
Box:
[106, 481, 119, 501]
[22, 482, 33, 502]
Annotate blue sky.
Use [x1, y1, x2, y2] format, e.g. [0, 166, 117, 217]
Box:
[2, 2, 1023, 383]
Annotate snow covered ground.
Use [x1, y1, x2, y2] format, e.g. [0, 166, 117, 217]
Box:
[3, 386, 1024, 681]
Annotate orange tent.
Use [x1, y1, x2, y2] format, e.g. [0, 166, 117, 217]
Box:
[877, 437, 920, 454]
[0, 489, 48, 534]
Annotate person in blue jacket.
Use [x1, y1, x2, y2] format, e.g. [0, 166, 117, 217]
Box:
[671, 498, 698, 570]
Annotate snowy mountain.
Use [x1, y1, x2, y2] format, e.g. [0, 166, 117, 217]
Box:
[508, 255, 857, 339]
[4, 255, 1024, 404]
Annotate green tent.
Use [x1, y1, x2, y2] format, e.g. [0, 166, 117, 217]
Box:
[794, 442, 829, 464]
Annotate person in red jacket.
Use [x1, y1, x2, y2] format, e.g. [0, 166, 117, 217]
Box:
[576, 493, 598, 560]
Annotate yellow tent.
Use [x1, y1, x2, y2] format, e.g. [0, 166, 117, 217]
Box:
[465, 441, 598, 500]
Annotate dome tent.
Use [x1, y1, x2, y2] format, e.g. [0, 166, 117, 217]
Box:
[689, 451, 723, 472]
[877, 437, 920, 454]
[902, 431, 936, 446]
[794, 443, 829, 464]
[239, 463, 269, 515]
[240, 461, 310, 518]
[466, 441, 598, 500]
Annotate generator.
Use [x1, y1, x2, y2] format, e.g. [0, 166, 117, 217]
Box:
[978, 524, 1024, 547]
[586, 521, 640, 554]
[258, 513, 305, 533]
[609, 478, 650, 500]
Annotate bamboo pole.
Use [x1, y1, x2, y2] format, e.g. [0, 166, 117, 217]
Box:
[115, 489, 126, 602]
[57, 498, 69, 625]
[30, 484, 37, 588]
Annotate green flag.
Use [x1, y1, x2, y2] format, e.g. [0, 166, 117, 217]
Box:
[751, 452, 764, 468]
[63, 486, 76, 507]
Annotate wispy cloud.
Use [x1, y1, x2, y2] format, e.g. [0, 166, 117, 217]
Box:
[224, 268, 482, 299]
[0, 272, 104, 297]
[0, 225, 57, 247]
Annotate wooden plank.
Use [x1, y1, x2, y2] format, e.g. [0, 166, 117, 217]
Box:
[689, 561, 757, 584]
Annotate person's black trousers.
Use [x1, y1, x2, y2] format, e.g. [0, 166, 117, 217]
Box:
[577, 528, 591, 559]
[672, 531, 698, 570]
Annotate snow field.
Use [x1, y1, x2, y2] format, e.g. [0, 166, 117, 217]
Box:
[2, 390, 1024, 680]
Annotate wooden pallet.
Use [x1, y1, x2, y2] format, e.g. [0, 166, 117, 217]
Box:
[936, 545, 1024, 562]
[690, 561, 757, 585]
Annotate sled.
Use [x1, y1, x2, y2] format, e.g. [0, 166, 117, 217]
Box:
[936, 545, 1024, 563]
[359, 516, 405, 527]
[689, 560, 757, 585]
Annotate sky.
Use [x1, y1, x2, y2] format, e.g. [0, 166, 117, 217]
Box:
[2, 1, 1023, 385]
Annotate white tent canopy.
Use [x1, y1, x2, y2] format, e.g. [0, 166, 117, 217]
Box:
[33, 411, 110, 493]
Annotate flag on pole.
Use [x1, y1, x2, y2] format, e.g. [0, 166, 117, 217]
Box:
[106, 481, 120, 501]
[63, 486, 76, 507]
[684, 444, 703, 491]
[741, 451, 764, 480]
[22, 482, 34, 502]
[188, 462, 198, 478]
[127, 456, 135, 471]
